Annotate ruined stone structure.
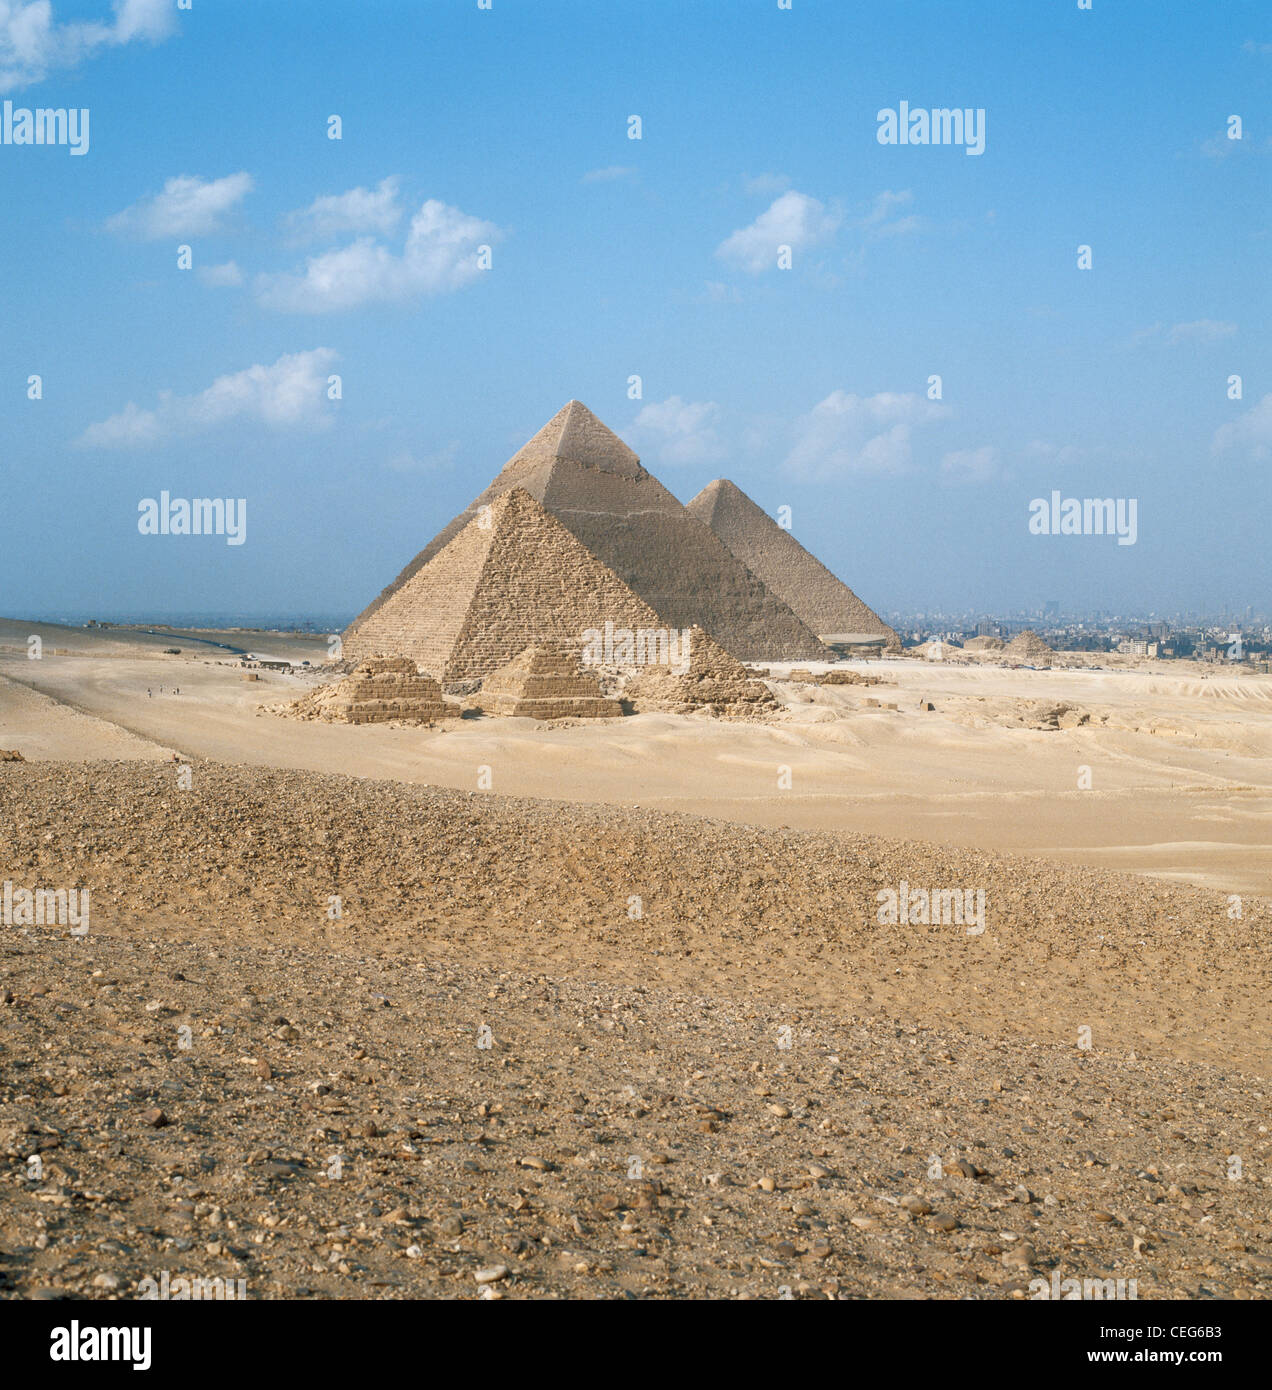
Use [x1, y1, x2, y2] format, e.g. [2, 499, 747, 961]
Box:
[624, 625, 778, 720]
[1004, 630, 1054, 664]
[478, 645, 622, 719]
[284, 657, 451, 724]
[348, 402, 829, 663]
[686, 478, 899, 649]
[344, 488, 671, 683]
[963, 635, 1005, 652]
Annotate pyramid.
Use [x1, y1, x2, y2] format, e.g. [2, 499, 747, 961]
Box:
[624, 625, 778, 719]
[686, 479, 900, 649]
[1004, 630, 1054, 664]
[343, 487, 675, 682]
[963, 635, 1004, 652]
[281, 657, 452, 724]
[348, 402, 829, 663]
[478, 645, 622, 719]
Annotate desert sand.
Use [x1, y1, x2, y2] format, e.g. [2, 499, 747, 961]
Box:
[2, 620, 1270, 1300]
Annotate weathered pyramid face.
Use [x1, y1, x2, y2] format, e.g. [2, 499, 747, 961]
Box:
[686, 477, 898, 647]
[348, 403, 829, 663]
[343, 486, 672, 682]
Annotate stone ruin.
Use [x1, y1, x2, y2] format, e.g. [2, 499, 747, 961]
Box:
[281, 657, 453, 724]
[623, 626, 778, 720]
[477, 645, 622, 719]
[1004, 630, 1054, 665]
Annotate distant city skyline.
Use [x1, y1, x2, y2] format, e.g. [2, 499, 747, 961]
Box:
[2, 0, 1269, 623]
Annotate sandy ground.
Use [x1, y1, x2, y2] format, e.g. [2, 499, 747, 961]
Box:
[1, 761, 1269, 1301]
[2, 619, 1269, 899]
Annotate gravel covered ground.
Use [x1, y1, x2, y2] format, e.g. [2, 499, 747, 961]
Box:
[1, 761, 1269, 1300]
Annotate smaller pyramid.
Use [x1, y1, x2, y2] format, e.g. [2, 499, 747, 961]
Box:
[687, 479, 900, 649]
[625, 625, 778, 719]
[478, 645, 623, 720]
[1004, 630, 1054, 664]
[963, 635, 1004, 652]
[283, 657, 452, 724]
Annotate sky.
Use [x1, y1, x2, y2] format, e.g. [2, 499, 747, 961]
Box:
[1, 0, 1269, 625]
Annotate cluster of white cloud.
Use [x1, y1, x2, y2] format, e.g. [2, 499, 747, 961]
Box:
[629, 396, 726, 467]
[285, 176, 403, 242]
[106, 173, 253, 240]
[784, 391, 944, 478]
[0, 0, 174, 93]
[716, 191, 840, 274]
[1213, 392, 1272, 458]
[256, 198, 500, 313]
[79, 348, 337, 449]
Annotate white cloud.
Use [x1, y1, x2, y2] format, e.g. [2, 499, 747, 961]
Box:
[856, 189, 920, 238]
[196, 260, 243, 288]
[741, 172, 791, 196]
[1166, 318, 1237, 345]
[1131, 319, 1238, 348]
[285, 176, 402, 241]
[716, 191, 839, 274]
[581, 165, 634, 183]
[106, 172, 253, 240]
[784, 391, 943, 478]
[78, 348, 337, 448]
[1212, 392, 1272, 459]
[628, 396, 726, 467]
[0, 0, 175, 93]
[941, 446, 998, 484]
[256, 198, 500, 313]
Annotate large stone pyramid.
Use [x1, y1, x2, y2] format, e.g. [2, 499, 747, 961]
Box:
[343, 487, 673, 682]
[349, 401, 829, 662]
[478, 645, 622, 719]
[686, 478, 899, 649]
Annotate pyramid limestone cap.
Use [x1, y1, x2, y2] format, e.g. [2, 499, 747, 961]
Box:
[501, 400, 646, 481]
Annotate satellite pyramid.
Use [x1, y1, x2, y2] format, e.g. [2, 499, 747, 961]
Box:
[478, 645, 622, 719]
[282, 657, 452, 724]
[686, 478, 899, 649]
[624, 625, 778, 719]
[1004, 629, 1054, 664]
[349, 401, 829, 662]
[343, 487, 672, 682]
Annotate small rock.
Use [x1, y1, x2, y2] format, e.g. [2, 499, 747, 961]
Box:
[473, 1264, 509, 1284]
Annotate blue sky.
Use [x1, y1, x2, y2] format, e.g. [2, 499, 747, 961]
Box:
[2, 0, 1269, 623]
